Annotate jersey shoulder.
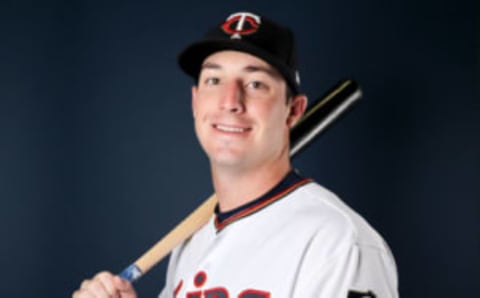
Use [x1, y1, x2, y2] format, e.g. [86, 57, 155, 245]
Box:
[286, 182, 390, 251]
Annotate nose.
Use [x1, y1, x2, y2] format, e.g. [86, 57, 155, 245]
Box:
[220, 80, 245, 113]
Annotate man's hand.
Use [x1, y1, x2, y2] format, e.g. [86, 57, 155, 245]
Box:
[72, 271, 137, 298]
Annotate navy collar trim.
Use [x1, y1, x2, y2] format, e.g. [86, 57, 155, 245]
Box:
[214, 170, 312, 232]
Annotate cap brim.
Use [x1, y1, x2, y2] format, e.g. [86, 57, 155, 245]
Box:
[178, 39, 298, 94]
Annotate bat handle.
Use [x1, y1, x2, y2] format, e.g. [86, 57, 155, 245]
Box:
[119, 264, 143, 282]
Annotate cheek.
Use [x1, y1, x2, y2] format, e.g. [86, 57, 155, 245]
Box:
[258, 103, 289, 127]
[193, 104, 213, 139]
[192, 99, 210, 121]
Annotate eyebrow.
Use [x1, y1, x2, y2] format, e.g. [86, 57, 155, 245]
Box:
[201, 61, 221, 70]
[200, 62, 282, 79]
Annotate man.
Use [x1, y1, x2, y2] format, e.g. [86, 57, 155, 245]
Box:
[73, 11, 398, 298]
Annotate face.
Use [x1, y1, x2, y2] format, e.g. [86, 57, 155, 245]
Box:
[191, 50, 306, 172]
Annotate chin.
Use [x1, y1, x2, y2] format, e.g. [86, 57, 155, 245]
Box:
[209, 151, 245, 166]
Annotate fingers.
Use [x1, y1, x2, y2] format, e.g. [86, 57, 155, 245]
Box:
[112, 275, 137, 298]
[72, 271, 136, 298]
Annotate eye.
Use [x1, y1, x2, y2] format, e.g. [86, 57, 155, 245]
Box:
[246, 81, 267, 90]
[204, 77, 220, 85]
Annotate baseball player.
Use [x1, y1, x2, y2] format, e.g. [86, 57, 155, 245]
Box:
[73, 11, 398, 298]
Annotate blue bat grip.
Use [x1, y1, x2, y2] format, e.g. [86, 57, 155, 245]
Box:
[119, 264, 143, 282]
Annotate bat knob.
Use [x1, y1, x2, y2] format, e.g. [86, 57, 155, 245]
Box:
[119, 264, 143, 282]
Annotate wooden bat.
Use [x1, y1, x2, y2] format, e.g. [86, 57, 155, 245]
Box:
[119, 79, 363, 282]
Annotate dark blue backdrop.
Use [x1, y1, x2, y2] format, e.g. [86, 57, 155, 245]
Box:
[1, 0, 478, 297]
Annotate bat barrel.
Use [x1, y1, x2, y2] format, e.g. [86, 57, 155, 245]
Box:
[290, 79, 362, 157]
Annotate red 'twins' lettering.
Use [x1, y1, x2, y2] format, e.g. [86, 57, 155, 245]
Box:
[178, 271, 271, 298]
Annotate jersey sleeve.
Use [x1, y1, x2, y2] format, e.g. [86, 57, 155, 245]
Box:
[157, 246, 181, 298]
[293, 240, 398, 298]
[158, 287, 168, 298]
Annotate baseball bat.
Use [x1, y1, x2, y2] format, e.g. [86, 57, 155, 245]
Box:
[119, 79, 362, 282]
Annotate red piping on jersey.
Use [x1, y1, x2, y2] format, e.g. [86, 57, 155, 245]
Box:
[214, 178, 312, 232]
[173, 280, 183, 297]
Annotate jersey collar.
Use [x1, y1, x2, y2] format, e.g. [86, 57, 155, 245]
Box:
[214, 170, 312, 232]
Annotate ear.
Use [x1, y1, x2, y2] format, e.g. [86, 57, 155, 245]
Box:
[286, 94, 308, 128]
[191, 85, 198, 118]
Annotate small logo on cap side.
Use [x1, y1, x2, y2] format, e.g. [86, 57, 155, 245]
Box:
[295, 71, 301, 85]
[221, 12, 261, 39]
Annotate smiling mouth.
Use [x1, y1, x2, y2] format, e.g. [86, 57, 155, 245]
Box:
[214, 124, 251, 133]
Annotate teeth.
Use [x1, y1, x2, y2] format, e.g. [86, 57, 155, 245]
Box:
[216, 124, 247, 133]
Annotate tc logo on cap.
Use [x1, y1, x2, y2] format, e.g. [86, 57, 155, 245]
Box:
[221, 12, 261, 39]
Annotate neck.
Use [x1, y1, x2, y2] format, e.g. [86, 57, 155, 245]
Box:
[211, 158, 292, 212]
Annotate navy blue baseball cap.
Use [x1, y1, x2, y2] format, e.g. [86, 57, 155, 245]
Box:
[178, 12, 301, 95]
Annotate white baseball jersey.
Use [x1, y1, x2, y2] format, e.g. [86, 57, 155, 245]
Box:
[159, 171, 398, 298]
